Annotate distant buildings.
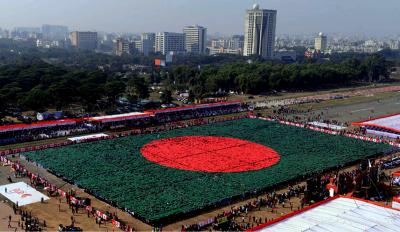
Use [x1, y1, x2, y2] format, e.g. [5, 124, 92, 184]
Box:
[243, 4, 277, 59]
[315, 32, 328, 52]
[12, 27, 41, 39]
[141, 33, 156, 56]
[208, 35, 244, 55]
[115, 38, 135, 56]
[70, 31, 98, 50]
[42, 24, 69, 40]
[155, 32, 185, 55]
[183, 25, 207, 54]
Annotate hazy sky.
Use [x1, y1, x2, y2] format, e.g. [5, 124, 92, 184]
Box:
[0, 0, 399, 36]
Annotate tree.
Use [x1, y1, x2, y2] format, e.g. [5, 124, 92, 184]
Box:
[160, 89, 173, 104]
[362, 55, 391, 82]
[19, 88, 51, 111]
[126, 76, 149, 101]
[105, 80, 126, 103]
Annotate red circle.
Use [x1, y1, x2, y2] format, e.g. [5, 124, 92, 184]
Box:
[141, 136, 280, 173]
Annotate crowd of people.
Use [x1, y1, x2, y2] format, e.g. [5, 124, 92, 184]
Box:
[1, 156, 136, 232]
[6, 206, 45, 232]
[181, 184, 306, 231]
[0, 102, 245, 146]
[182, 155, 397, 232]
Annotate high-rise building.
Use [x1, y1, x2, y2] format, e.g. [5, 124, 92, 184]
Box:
[70, 31, 98, 50]
[115, 38, 135, 56]
[141, 33, 156, 56]
[42, 24, 69, 40]
[183, 25, 207, 54]
[315, 32, 328, 52]
[243, 4, 277, 59]
[155, 32, 185, 55]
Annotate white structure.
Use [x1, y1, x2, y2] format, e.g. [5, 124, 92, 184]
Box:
[141, 33, 156, 56]
[315, 32, 328, 52]
[183, 25, 207, 54]
[155, 32, 185, 55]
[243, 4, 277, 59]
[0, 182, 50, 206]
[68, 133, 109, 142]
[353, 113, 400, 138]
[254, 197, 400, 232]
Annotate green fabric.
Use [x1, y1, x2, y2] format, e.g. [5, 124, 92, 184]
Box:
[24, 119, 392, 222]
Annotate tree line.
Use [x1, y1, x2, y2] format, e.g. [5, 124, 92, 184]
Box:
[0, 49, 394, 116]
[166, 55, 392, 100]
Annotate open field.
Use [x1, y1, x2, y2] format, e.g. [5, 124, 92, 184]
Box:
[229, 83, 400, 103]
[23, 118, 392, 224]
[282, 91, 400, 123]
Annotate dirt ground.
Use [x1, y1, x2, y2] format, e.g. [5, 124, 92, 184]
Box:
[0, 161, 151, 232]
[1, 152, 399, 232]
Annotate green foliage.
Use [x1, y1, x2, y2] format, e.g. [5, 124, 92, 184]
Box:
[126, 75, 150, 101]
[24, 119, 392, 223]
[0, 62, 136, 112]
[160, 89, 173, 104]
[165, 58, 392, 95]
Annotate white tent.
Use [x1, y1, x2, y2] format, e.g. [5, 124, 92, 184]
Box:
[0, 182, 50, 206]
[251, 197, 400, 232]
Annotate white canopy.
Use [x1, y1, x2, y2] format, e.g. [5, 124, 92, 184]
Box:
[254, 197, 400, 232]
[308, 121, 346, 131]
[68, 133, 109, 142]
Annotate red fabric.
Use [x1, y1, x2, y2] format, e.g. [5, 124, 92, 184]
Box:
[141, 136, 280, 173]
[394, 171, 400, 177]
[0, 118, 80, 133]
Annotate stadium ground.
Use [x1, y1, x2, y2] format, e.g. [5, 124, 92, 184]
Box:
[22, 118, 392, 224]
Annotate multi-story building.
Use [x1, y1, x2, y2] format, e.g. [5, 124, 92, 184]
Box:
[42, 24, 69, 40]
[229, 35, 245, 50]
[115, 38, 135, 56]
[243, 4, 277, 59]
[183, 25, 207, 54]
[208, 35, 244, 55]
[155, 32, 185, 55]
[141, 33, 156, 56]
[315, 32, 328, 52]
[70, 31, 98, 50]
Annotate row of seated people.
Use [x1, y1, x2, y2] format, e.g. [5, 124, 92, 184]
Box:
[0, 103, 245, 146]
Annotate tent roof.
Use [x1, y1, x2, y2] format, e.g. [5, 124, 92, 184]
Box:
[352, 113, 400, 134]
[0, 119, 79, 133]
[393, 171, 400, 177]
[147, 101, 242, 114]
[248, 196, 400, 232]
[87, 112, 152, 123]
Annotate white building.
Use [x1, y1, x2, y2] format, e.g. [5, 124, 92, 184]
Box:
[155, 32, 185, 55]
[315, 32, 328, 52]
[183, 25, 207, 54]
[243, 4, 277, 59]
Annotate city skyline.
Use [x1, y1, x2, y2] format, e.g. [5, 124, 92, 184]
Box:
[0, 0, 399, 36]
